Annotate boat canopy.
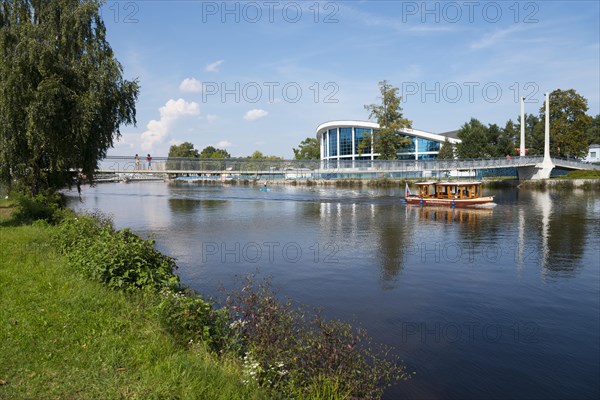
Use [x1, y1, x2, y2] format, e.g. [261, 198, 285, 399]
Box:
[415, 181, 484, 200]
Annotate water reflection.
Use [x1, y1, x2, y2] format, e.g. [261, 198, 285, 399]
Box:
[63, 183, 600, 400]
[373, 204, 410, 286]
[167, 197, 228, 214]
[526, 190, 588, 277]
[408, 205, 494, 225]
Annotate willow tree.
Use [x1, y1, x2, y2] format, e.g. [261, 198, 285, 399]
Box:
[360, 80, 412, 159]
[0, 0, 139, 195]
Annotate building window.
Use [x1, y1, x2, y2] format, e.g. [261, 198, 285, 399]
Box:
[355, 128, 371, 154]
[591, 151, 597, 159]
[417, 137, 441, 152]
[398, 134, 416, 153]
[398, 154, 415, 160]
[328, 128, 338, 157]
[339, 128, 353, 156]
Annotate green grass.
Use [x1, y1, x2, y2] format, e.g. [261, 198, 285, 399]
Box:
[561, 169, 600, 179]
[0, 198, 14, 222]
[0, 224, 266, 400]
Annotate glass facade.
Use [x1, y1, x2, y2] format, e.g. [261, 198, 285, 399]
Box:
[328, 128, 338, 157]
[339, 128, 353, 156]
[319, 123, 449, 161]
[417, 137, 441, 152]
[398, 134, 416, 153]
[355, 128, 370, 154]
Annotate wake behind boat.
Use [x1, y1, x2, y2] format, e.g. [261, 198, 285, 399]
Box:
[404, 181, 496, 208]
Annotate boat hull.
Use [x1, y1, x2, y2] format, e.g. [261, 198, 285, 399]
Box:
[405, 196, 495, 208]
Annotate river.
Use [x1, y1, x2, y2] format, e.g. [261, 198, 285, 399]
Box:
[65, 182, 600, 400]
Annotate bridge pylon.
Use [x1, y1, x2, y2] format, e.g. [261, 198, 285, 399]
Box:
[517, 92, 554, 180]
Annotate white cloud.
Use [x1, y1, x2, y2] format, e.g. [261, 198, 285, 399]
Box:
[470, 26, 522, 50]
[179, 78, 203, 93]
[206, 114, 218, 123]
[205, 59, 224, 72]
[243, 109, 268, 121]
[216, 140, 232, 148]
[114, 133, 141, 152]
[140, 99, 200, 151]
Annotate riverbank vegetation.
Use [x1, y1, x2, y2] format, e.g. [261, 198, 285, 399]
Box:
[1, 197, 410, 399]
[0, 216, 265, 399]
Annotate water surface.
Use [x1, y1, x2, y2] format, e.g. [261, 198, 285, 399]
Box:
[66, 182, 600, 400]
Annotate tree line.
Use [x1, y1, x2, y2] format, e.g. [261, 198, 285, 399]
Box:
[291, 84, 600, 162]
[441, 89, 599, 160]
[168, 143, 283, 161]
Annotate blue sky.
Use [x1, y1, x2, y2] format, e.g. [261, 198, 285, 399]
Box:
[102, 0, 600, 158]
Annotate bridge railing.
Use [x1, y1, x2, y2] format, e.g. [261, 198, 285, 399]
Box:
[551, 157, 600, 170]
[319, 156, 542, 171]
[97, 155, 597, 174]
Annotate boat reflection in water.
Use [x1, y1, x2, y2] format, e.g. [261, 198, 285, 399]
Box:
[407, 203, 494, 224]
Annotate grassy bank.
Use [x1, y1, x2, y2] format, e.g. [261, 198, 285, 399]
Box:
[0, 223, 265, 399]
[1, 198, 409, 399]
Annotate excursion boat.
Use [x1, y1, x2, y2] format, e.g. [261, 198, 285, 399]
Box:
[404, 181, 495, 208]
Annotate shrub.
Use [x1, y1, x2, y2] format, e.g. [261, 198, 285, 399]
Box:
[54, 213, 179, 292]
[13, 192, 67, 224]
[157, 287, 233, 352]
[565, 169, 600, 179]
[225, 277, 411, 398]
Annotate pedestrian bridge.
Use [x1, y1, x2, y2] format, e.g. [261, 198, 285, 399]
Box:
[96, 156, 599, 181]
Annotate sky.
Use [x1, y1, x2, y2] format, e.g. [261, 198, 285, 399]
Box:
[101, 0, 600, 158]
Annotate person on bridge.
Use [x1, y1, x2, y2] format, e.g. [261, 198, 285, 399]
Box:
[135, 154, 141, 170]
[506, 154, 511, 161]
[146, 154, 152, 170]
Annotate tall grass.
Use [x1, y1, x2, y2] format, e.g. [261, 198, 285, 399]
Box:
[0, 225, 265, 399]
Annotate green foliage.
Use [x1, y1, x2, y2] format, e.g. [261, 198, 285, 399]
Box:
[456, 119, 519, 159]
[157, 287, 234, 352]
[293, 137, 320, 160]
[199, 146, 231, 159]
[169, 141, 199, 158]
[540, 89, 593, 158]
[49, 211, 410, 398]
[247, 150, 283, 160]
[12, 192, 67, 224]
[437, 138, 455, 159]
[586, 114, 600, 145]
[54, 213, 179, 292]
[226, 277, 411, 398]
[514, 113, 543, 156]
[458, 89, 595, 159]
[564, 169, 600, 179]
[456, 118, 489, 158]
[0, 224, 266, 400]
[499, 120, 519, 157]
[0, 0, 139, 195]
[362, 80, 412, 159]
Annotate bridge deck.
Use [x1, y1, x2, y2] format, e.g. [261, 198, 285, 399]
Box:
[97, 156, 598, 176]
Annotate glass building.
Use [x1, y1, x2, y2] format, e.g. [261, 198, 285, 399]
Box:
[316, 120, 460, 161]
